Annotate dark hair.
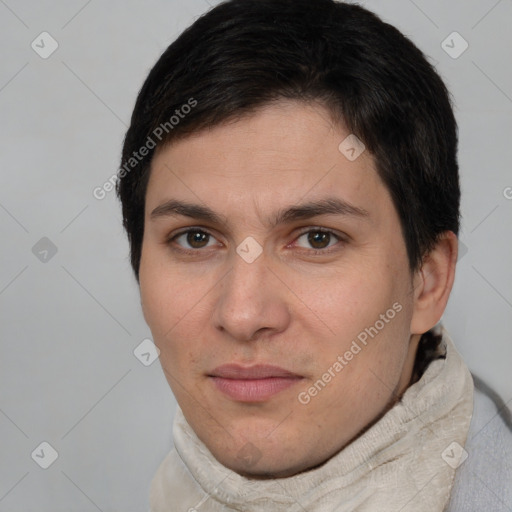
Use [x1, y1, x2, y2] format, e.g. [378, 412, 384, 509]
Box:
[116, 0, 460, 283]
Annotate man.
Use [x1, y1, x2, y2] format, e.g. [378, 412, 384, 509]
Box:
[116, 0, 512, 510]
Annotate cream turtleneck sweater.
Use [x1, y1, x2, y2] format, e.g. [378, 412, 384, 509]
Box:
[150, 327, 474, 511]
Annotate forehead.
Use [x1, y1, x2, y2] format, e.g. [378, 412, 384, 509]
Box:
[145, 101, 392, 227]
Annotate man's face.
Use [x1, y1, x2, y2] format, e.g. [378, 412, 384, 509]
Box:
[140, 101, 419, 478]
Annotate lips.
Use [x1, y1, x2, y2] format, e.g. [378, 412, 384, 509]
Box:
[208, 364, 303, 402]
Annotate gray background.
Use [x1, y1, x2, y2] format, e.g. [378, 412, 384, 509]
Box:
[0, 0, 511, 510]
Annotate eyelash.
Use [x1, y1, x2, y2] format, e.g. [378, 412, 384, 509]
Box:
[165, 227, 347, 256]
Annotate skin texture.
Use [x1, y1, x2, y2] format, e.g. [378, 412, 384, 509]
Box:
[139, 100, 458, 478]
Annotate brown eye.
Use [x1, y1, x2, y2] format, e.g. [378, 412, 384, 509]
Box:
[186, 230, 210, 248]
[295, 229, 341, 251]
[308, 231, 331, 249]
[171, 229, 216, 250]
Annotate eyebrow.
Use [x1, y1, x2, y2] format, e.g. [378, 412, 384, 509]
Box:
[149, 197, 369, 228]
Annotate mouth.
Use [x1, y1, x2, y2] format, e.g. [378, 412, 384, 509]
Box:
[208, 364, 304, 402]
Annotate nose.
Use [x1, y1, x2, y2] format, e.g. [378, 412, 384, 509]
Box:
[211, 249, 291, 342]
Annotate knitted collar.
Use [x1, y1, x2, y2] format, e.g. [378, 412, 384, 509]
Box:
[150, 326, 474, 512]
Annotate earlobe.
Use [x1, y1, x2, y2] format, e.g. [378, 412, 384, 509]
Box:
[410, 231, 458, 334]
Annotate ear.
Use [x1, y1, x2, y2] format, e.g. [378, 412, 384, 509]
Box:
[410, 231, 458, 334]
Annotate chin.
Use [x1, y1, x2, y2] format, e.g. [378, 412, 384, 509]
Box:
[219, 451, 307, 479]
[205, 428, 316, 479]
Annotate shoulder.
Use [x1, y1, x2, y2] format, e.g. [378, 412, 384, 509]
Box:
[446, 376, 512, 511]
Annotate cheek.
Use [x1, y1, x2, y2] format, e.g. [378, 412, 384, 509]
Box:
[139, 252, 204, 351]
[299, 261, 412, 381]
[297, 266, 390, 339]
[302, 306, 411, 438]
[140, 270, 208, 398]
